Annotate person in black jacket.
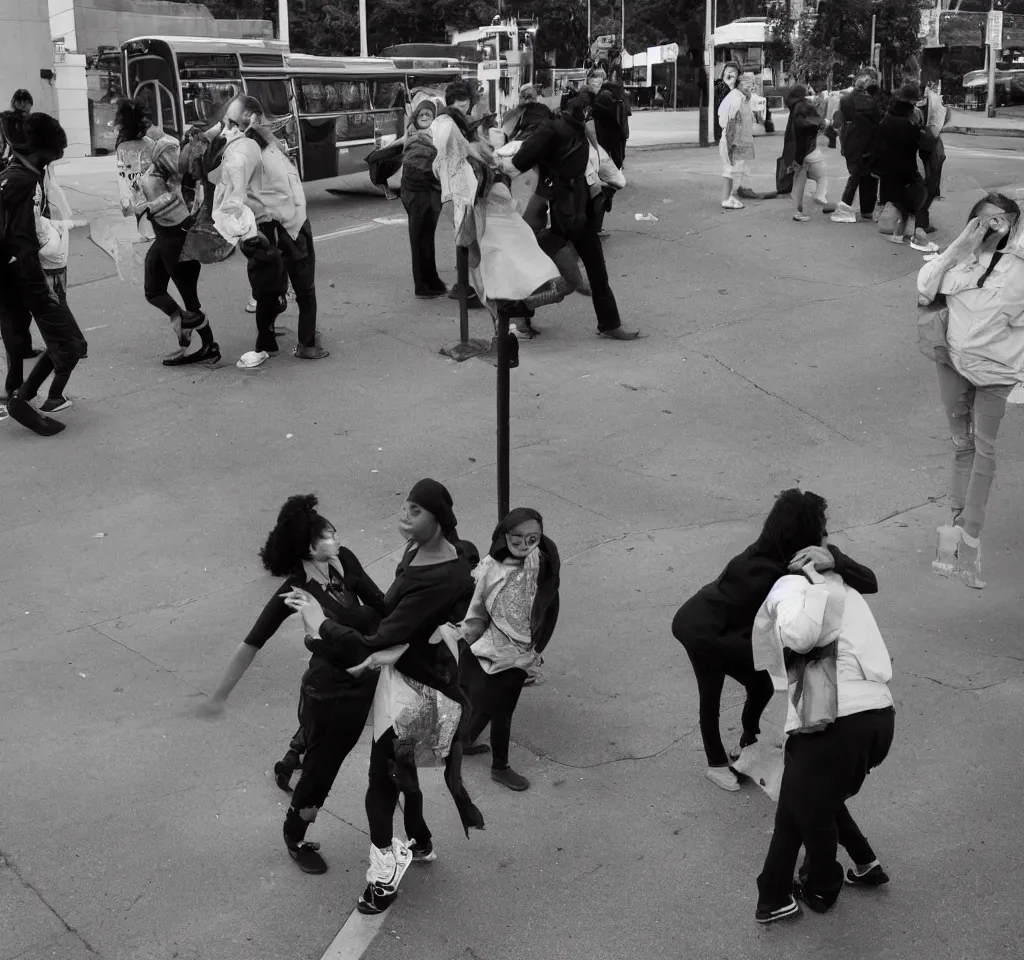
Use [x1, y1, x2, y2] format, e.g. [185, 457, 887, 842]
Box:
[0, 112, 88, 436]
[459, 508, 561, 792]
[831, 70, 883, 224]
[873, 83, 937, 250]
[671, 489, 877, 792]
[286, 478, 483, 915]
[502, 104, 640, 341]
[782, 85, 834, 221]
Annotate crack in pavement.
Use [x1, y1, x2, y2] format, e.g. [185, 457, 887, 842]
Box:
[690, 349, 859, 443]
[0, 850, 102, 957]
[901, 670, 1020, 692]
[87, 625, 206, 696]
[515, 720, 700, 770]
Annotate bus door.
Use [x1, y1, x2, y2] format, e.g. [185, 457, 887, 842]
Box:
[123, 39, 182, 139]
[242, 76, 301, 172]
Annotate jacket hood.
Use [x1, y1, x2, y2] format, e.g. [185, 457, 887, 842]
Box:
[786, 85, 808, 108]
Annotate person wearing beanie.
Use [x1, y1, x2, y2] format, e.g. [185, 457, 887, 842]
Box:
[400, 96, 446, 298]
[831, 69, 883, 224]
[0, 111, 89, 435]
[781, 85, 835, 222]
[458, 508, 561, 791]
[115, 99, 220, 366]
[285, 478, 482, 913]
[872, 82, 937, 250]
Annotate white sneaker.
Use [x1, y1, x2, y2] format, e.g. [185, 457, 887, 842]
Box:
[366, 839, 413, 894]
[721, 197, 745, 210]
[245, 297, 257, 314]
[830, 202, 858, 224]
[793, 212, 810, 222]
[236, 350, 269, 369]
[705, 765, 741, 792]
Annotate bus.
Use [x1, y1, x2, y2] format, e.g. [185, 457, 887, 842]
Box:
[120, 36, 461, 184]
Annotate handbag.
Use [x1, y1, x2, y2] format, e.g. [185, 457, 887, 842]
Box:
[775, 155, 794, 195]
[786, 641, 838, 734]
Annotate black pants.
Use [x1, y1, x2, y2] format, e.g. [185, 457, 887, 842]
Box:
[0, 261, 86, 402]
[145, 220, 201, 318]
[463, 660, 528, 769]
[366, 727, 431, 850]
[917, 140, 946, 231]
[880, 175, 928, 225]
[247, 220, 317, 352]
[841, 159, 878, 217]
[539, 199, 622, 333]
[401, 187, 443, 293]
[678, 630, 775, 768]
[283, 693, 371, 843]
[756, 708, 895, 911]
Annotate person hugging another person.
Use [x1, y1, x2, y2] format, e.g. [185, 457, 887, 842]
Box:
[458, 508, 560, 792]
[782, 85, 834, 222]
[400, 95, 446, 299]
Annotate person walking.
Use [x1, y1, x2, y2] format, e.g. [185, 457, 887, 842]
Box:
[916, 81, 948, 235]
[459, 508, 560, 792]
[199, 494, 386, 807]
[918, 194, 1024, 589]
[718, 72, 757, 210]
[286, 479, 483, 915]
[752, 549, 894, 923]
[0, 89, 33, 168]
[671, 489, 877, 792]
[399, 96, 446, 299]
[781, 85, 834, 222]
[115, 99, 220, 366]
[831, 69, 882, 224]
[0, 112, 88, 436]
[713, 62, 741, 143]
[502, 102, 641, 340]
[213, 95, 327, 365]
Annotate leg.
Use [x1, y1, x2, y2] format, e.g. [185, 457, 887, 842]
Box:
[737, 669, 776, 747]
[421, 191, 443, 288]
[144, 229, 183, 318]
[835, 802, 876, 866]
[756, 763, 805, 909]
[18, 292, 87, 404]
[523, 191, 549, 234]
[683, 647, 729, 767]
[721, 176, 733, 204]
[960, 385, 1010, 538]
[808, 157, 829, 204]
[401, 189, 428, 291]
[366, 729, 401, 850]
[488, 670, 528, 770]
[792, 163, 809, 213]
[859, 173, 878, 219]
[0, 290, 33, 397]
[284, 221, 318, 349]
[936, 362, 977, 522]
[572, 221, 624, 333]
[841, 165, 859, 207]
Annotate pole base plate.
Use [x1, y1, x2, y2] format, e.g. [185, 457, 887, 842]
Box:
[440, 338, 491, 362]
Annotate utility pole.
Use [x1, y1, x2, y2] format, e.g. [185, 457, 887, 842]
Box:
[869, 14, 876, 66]
[703, 0, 714, 146]
[987, 2, 1002, 118]
[277, 0, 289, 47]
[360, 0, 368, 56]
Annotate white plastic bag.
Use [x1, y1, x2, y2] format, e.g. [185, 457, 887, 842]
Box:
[212, 201, 257, 245]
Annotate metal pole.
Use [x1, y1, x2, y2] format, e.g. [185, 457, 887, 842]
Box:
[870, 14, 876, 67]
[621, 0, 625, 58]
[587, 0, 592, 52]
[496, 308, 510, 520]
[277, 0, 289, 47]
[705, 0, 715, 145]
[987, 3, 998, 118]
[359, 0, 368, 57]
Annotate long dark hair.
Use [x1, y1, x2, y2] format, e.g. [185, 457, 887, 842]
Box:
[969, 193, 1021, 288]
[489, 507, 544, 562]
[259, 494, 333, 576]
[754, 488, 828, 563]
[114, 99, 151, 148]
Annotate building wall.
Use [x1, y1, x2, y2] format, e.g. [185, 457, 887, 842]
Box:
[0, 0, 59, 115]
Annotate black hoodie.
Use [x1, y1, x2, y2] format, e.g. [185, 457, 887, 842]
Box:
[839, 86, 882, 163]
[782, 85, 821, 168]
[872, 98, 936, 184]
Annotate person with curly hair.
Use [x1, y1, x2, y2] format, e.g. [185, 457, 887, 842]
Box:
[200, 494, 386, 872]
[671, 489, 877, 792]
[114, 99, 220, 365]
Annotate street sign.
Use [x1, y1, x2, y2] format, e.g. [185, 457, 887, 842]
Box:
[660, 42, 679, 61]
[987, 10, 1003, 47]
[53, 37, 66, 63]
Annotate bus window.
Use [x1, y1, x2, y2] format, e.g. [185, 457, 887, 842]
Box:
[295, 78, 369, 114]
[245, 78, 292, 118]
[369, 80, 404, 110]
[125, 46, 180, 138]
[182, 80, 242, 127]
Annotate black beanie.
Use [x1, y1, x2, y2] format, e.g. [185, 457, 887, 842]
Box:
[2, 111, 67, 155]
[407, 478, 457, 534]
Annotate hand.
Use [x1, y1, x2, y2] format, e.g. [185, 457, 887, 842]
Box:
[948, 217, 988, 259]
[283, 589, 326, 634]
[788, 545, 835, 574]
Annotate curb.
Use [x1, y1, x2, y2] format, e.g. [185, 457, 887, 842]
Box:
[631, 140, 702, 153]
[946, 124, 1024, 138]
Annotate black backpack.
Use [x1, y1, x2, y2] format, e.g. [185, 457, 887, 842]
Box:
[544, 119, 590, 238]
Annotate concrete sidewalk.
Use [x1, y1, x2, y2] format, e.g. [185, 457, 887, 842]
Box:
[945, 106, 1024, 138]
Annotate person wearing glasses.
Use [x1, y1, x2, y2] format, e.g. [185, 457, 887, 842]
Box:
[458, 509, 561, 791]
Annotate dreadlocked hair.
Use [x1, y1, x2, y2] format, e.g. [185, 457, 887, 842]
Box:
[969, 193, 1021, 289]
[259, 494, 333, 576]
[755, 488, 828, 563]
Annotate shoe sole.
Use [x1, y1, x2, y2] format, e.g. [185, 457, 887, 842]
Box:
[755, 902, 800, 923]
[39, 402, 72, 414]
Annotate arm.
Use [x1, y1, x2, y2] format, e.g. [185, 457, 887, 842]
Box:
[828, 545, 877, 595]
[337, 547, 387, 615]
[203, 642, 258, 710]
[511, 123, 555, 173]
[917, 218, 987, 303]
[767, 578, 831, 654]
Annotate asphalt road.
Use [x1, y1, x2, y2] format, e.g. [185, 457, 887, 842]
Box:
[2, 137, 1023, 960]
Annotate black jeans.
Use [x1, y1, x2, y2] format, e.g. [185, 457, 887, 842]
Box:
[401, 187, 443, 293]
[145, 220, 201, 318]
[366, 727, 431, 850]
[247, 220, 317, 352]
[917, 140, 946, 231]
[0, 261, 86, 402]
[756, 708, 895, 911]
[880, 175, 928, 224]
[841, 159, 878, 216]
[681, 634, 775, 768]
[462, 661, 528, 769]
[283, 693, 371, 843]
[539, 198, 623, 333]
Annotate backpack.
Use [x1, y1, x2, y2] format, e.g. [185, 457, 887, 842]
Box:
[545, 118, 589, 238]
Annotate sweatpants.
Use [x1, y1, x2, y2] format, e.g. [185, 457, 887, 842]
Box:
[283, 693, 371, 844]
[366, 727, 431, 850]
[400, 187, 443, 293]
[756, 707, 895, 911]
[462, 659, 529, 769]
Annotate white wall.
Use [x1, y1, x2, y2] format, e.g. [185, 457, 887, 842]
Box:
[0, 0, 59, 115]
[55, 53, 90, 157]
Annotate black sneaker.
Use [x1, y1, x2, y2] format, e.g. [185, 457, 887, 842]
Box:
[846, 863, 889, 887]
[408, 838, 436, 862]
[754, 897, 800, 923]
[491, 766, 530, 791]
[793, 878, 831, 913]
[357, 883, 397, 915]
[162, 341, 221, 367]
[38, 396, 72, 414]
[286, 839, 327, 874]
[274, 763, 294, 793]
